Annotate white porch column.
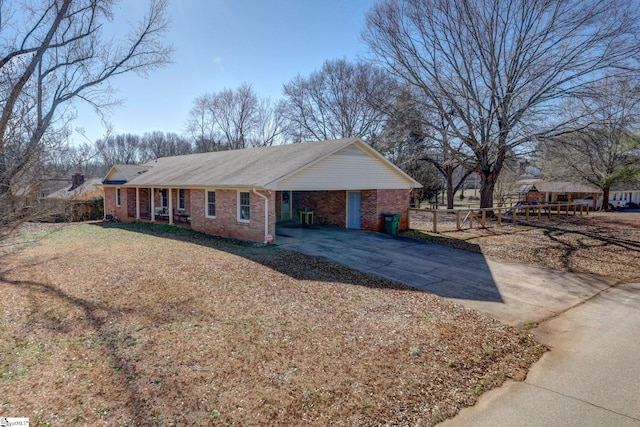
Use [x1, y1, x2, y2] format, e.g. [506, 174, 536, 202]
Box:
[168, 188, 174, 225]
[136, 187, 140, 219]
[150, 187, 155, 221]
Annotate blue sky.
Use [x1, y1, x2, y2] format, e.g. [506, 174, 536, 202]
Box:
[73, 0, 377, 144]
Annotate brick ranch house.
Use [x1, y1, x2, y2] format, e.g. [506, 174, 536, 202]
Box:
[102, 137, 422, 243]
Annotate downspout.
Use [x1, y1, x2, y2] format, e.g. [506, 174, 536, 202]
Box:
[252, 188, 271, 244]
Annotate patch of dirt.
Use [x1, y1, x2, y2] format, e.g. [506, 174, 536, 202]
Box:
[0, 222, 543, 426]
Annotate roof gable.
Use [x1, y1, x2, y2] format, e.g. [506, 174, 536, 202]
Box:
[103, 164, 151, 185]
[270, 141, 421, 190]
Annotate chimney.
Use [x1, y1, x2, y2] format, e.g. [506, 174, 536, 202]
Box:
[70, 173, 85, 190]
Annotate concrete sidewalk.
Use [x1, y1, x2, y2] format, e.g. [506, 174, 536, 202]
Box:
[277, 226, 640, 426]
[276, 226, 615, 327]
[439, 282, 640, 427]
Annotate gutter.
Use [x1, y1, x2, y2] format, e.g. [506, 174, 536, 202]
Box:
[252, 188, 271, 244]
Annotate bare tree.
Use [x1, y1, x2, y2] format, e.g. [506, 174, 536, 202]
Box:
[380, 87, 474, 208]
[252, 98, 289, 147]
[95, 133, 142, 165]
[140, 131, 192, 161]
[364, 0, 640, 208]
[282, 58, 394, 142]
[185, 84, 287, 150]
[542, 76, 640, 209]
[213, 84, 259, 150]
[0, 0, 172, 237]
[185, 93, 220, 152]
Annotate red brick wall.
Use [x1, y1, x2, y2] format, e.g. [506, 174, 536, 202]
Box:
[190, 189, 276, 243]
[375, 189, 411, 230]
[276, 191, 282, 219]
[291, 189, 411, 231]
[139, 189, 150, 218]
[126, 188, 137, 218]
[293, 191, 346, 227]
[104, 187, 130, 221]
[361, 190, 378, 230]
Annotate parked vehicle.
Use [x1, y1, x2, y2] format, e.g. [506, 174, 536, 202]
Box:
[573, 195, 629, 210]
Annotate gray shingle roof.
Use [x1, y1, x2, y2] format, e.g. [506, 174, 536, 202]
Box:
[46, 178, 103, 200]
[532, 181, 601, 193]
[113, 138, 419, 189]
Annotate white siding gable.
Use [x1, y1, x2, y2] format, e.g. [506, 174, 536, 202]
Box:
[104, 168, 127, 183]
[274, 144, 415, 191]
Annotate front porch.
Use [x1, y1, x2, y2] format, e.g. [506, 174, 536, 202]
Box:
[124, 187, 192, 226]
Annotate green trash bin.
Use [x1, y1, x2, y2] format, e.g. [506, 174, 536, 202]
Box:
[384, 214, 402, 235]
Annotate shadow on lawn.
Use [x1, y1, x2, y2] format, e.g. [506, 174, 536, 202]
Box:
[96, 221, 413, 291]
[0, 264, 150, 425]
[96, 221, 503, 303]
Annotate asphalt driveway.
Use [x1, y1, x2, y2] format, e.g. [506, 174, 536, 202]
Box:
[276, 226, 615, 327]
[277, 226, 640, 426]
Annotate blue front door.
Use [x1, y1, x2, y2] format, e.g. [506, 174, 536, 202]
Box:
[347, 191, 361, 229]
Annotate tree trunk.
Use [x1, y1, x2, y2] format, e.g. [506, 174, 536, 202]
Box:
[603, 186, 611, 211]
[479, 173, 496, 209]
[446, 173, 455, 209]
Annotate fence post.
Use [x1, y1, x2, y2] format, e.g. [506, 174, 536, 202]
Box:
[456, 210, 461, 230]
[497, 208, 502, 225]
[481, 209, 486, 228]
[432, 210, 437, 233]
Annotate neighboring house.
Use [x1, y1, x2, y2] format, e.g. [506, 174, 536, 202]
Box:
[610, 182, 640, 207]
[517, 180, 602, 209]
[102, 137, 422, 243]
[46, 173, 104, 221]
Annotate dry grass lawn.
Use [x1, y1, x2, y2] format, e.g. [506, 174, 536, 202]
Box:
[406, 211, 640, 283]
[0, 222, 543, 426]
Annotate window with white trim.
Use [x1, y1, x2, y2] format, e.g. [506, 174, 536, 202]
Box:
[116, 188, 121, 206]
[206, 191, 216, 217]
[160, 189, 168, 207]
[238, 192, 250, 222]
[179, 189, 185, 210]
